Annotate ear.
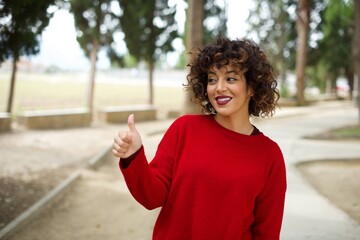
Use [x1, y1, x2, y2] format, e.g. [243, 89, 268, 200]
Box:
[247, 87, 254, 97]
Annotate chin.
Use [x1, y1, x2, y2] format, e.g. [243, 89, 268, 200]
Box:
[214, 110, 232, 117]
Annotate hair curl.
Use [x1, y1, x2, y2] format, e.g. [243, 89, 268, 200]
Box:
[184, 37, 280, 117]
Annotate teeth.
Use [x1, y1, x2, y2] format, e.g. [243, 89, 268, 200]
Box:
[217, 97, 231, 102]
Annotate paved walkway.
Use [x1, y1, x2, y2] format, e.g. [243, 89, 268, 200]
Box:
[260, 102, 360, 240]
[1, 100, 360, 239]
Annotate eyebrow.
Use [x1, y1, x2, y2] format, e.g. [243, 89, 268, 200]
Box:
[208, 70, 237, 75]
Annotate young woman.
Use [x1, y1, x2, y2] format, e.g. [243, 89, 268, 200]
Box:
[113, 37, 286, 240]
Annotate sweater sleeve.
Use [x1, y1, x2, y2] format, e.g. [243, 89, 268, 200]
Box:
[252, 143, 287, 240]
[119, 119, 179, 210]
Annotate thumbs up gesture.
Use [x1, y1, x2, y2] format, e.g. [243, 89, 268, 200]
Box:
[113, 114, 142, 158]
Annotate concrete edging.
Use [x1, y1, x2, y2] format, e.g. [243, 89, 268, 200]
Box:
[0, 145, 113, 240]
[0, 171, 81, 239]
[16, 108, 91, 130]
[98, 105, 157, 123]
[87, 145, 113, 170]
[0, 113, 11, 132]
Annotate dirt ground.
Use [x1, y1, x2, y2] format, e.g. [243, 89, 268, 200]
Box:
[6, 157, 159, 240]
[296, 127, 360, 225]
[297, 159, 360, 225]
[0, 121, 359, 238]
[0, 166, 74, 229]
[0, 122, 121, 230]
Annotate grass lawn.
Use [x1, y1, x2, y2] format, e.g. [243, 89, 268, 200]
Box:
[306, 123, 360, 140]
[328, 125, 360, 138]
[0, 71, 186, 117]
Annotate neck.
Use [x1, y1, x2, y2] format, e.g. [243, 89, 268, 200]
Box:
[214, 115, 253, 135]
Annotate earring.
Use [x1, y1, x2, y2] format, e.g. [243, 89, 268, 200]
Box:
[209, 106, 216, 115]
[201, 100, 209, 106]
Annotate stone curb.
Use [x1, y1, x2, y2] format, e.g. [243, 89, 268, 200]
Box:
[87, 145, 113, 170]
[0, 171, 81, 240]
[0, 145, 113, 240]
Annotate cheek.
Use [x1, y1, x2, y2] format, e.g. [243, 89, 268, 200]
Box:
[206, 85, 214, 95]
[206, 87, 216, 103]
[206, 87, 210, 96]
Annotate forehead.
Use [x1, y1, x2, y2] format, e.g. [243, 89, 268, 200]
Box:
[208, 63, 242, 74]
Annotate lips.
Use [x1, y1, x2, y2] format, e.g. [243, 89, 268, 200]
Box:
[215, 96, 232, 105]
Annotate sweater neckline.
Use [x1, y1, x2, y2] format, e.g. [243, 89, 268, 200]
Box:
[206, 115, 262, 139]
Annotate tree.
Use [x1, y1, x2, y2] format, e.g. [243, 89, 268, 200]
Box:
[183, 0, 228, 114]
[247, 0, 297, 96]
[247, 0, 330, 101]
[295, 0, 311, 105]
[119, 0, 178, 105]
[203, 0, 227, 43]
[69, 0, 122, 115]
[182, 0, 204, 114]
[186, 0, 204, 51]
[315, 0, 354, 98]
[247, 0, 356, 105]
[0, 0, 58, 113]
[354, 0, 360, 122]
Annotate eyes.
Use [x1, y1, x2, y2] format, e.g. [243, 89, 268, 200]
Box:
[207, 76, 237, 85]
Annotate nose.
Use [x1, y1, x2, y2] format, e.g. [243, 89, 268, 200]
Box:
[216, 78, 227, 92]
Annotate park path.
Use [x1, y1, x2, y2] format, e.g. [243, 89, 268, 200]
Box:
[4, 101, 360, 240]
[8, 157, 159, 240]
[4, 120, 171, 240]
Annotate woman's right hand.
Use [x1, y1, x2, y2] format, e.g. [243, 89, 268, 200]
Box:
[113, 114, 142, 158]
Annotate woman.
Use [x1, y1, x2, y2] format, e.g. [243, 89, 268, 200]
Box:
[113, 37, 286, 240]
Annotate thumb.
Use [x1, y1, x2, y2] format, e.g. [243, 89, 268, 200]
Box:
[127, 114, 137, 132]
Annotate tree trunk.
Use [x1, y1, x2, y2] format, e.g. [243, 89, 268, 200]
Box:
[354, 0, 360, 123]
[295, 0, 310, 105]
[186, 0, 204, 52]
[279, 26, 287, 89]
[277, 1, 288, 91]
[325, 77, 332, 95]
[346, 65, 354, 100]
[87, 39, 99, 117]
[148, 60, 154, 105]
[6, 58, 17, 113]
[183, 0, 204, 114]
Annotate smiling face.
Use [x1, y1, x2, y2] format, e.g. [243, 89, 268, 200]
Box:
[206, 64, 252, 120]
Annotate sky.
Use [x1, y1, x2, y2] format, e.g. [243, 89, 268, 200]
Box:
[31, 0, 254, 71]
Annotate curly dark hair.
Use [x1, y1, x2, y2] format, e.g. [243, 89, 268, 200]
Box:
[184, 37, 280, 117]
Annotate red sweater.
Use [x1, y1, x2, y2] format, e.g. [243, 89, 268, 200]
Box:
[120, 115, 286, 240]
